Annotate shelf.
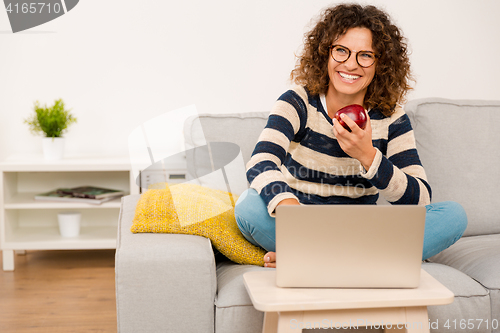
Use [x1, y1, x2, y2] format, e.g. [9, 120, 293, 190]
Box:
[4, 192, 124, 209]
[0, 155, 175, 270]
[0, 155, 131, 172]
[3, 226, 117, 250]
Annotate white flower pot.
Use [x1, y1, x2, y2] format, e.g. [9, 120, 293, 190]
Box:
[42, 137, 65, 160]
[57, 212, 81, 237]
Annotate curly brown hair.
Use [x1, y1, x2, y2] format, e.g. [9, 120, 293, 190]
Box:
[290, 3, 413, 116]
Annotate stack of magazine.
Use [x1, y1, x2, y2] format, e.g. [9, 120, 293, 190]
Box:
[35, 186, 126, 205]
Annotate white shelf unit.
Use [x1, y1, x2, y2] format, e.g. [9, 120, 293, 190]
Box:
[0, 156, 139, 271]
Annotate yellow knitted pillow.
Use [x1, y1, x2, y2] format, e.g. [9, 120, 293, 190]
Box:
[131, 183, 265, 266]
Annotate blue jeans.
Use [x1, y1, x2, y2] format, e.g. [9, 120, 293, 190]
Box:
[234, 189, 468, 261]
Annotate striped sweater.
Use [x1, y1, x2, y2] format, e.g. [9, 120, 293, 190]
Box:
[247, 86, 431, 216]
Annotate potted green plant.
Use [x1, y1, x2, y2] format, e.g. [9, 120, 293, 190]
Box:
[24, 99, 77, 160]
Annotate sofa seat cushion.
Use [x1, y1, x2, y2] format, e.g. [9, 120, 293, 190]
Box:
[423, 262, 493, 333]
[215, 262, 270, 333]
[215, 261, 271, 308]
[423, 262, 491, 296]
[429, 234, 500, 327]
[130, 184, 266, 266]
[430, 234, 500, 290]
[423, 262, 492, 333]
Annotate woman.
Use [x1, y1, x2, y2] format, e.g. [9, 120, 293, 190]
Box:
[234, 4, 467, 268]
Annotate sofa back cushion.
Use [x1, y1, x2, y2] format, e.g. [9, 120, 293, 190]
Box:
[405, 98, 500, 236]
[183, 112, 269, 195]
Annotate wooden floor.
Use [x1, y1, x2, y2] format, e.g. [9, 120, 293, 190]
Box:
[0, 250, 117, 333]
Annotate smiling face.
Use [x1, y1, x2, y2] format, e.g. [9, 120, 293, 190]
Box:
[327, 27, 376, 107]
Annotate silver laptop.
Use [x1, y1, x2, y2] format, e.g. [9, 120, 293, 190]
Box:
[275, 205, 426, 288]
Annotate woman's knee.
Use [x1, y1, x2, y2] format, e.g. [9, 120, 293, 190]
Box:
[422, 201, 468, 260]
[234, 189, 276, 251]
[442, 201, 468, 235]
[427, 200, 468, 238]
[234, 188, 271, 230]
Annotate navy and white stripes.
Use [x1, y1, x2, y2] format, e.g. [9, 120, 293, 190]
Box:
[247, 86, 431, 216]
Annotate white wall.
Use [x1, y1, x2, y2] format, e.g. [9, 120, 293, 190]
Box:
[1, 0, 499, 160]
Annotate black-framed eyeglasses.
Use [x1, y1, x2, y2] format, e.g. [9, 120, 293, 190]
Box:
[330, 44, 378, 68]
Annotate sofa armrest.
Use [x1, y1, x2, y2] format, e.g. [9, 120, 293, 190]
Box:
[115, 195, 217, 333]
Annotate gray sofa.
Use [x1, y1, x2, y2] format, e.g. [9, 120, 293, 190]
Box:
[115, 98, 500, 333]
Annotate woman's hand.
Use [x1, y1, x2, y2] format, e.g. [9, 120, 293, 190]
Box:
[333, 112, 377, 170]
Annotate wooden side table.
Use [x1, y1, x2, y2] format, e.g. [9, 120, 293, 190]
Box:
[243, 269, 453, 333]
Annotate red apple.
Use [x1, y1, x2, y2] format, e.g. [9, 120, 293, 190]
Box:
[334, 104, 367, 132]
